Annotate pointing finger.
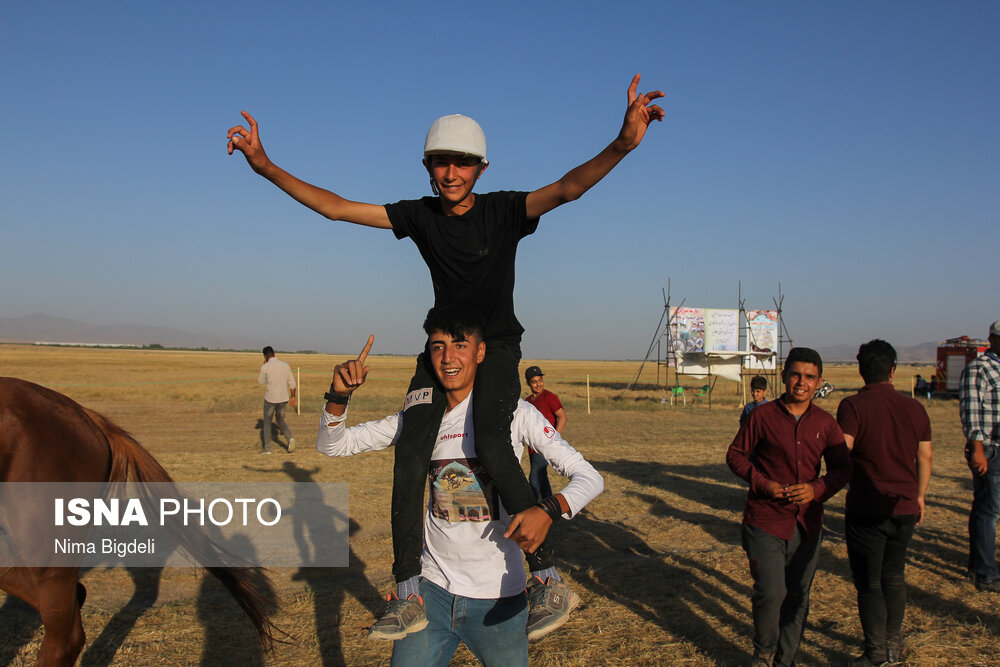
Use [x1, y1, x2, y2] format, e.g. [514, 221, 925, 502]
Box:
[627, 73, 640, 104]
[358, 334, 374, 364]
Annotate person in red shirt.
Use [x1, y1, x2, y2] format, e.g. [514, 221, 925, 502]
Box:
[524, 366, 568, 501]
[727, 347, 851, 667]
[837, 339, 932, 667]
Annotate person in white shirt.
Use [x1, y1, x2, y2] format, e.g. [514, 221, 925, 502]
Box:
[317, 308, 603, 665]
[258, 345, 297, 454]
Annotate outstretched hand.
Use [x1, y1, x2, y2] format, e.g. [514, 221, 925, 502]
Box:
[615, 74, 665, 152]
[331, 335, 374, 395]
[227, 111, 272, 174]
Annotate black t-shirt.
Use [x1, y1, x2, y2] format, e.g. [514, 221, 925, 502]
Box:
[385, 191, 539, 339]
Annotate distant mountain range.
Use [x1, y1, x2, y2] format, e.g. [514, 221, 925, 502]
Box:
[0, 313, 259, 350]
[0, 313, 943, 363]
[815, 341, 938, 364]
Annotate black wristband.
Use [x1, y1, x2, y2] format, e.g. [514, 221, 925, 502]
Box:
[324, 384, 351, 405]
[536, 496, 562, 522]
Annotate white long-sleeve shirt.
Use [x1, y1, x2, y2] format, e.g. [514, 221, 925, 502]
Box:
[317, 393, 603, 598]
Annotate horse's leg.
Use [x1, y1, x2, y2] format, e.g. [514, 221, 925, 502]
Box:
[0, 567, 86, 667]
[35, 570, 87, 667]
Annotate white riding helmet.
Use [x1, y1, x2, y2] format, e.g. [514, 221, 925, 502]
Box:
[423, 114, 488, 165]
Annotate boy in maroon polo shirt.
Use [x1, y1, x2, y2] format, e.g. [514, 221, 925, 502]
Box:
[727, 347, 851, 667]
[837, 339, 932, 667]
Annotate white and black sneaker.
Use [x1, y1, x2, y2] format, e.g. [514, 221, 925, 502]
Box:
[525, 576, 580, 640]
[367, 593, 428, 640]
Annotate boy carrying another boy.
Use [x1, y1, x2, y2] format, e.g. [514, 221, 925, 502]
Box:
[317, 308, 603, 662]
[228, 75, 663, 637]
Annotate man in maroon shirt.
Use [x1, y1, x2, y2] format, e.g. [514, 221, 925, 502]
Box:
[837, 339, 932, 667]
[524, 365, 568, 501]
[727, 347, 851, 667]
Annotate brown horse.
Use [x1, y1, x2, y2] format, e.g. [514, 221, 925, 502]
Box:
[0, 377, 278, 665]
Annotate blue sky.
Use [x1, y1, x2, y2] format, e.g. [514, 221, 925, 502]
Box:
[2, 2, 997, 359]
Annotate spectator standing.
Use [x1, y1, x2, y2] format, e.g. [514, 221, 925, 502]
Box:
[837, 339, 932, 666]
[727, 347, 851, 667]
[524, 365, 567, 501]
[959, 320, 1000, 592]
[740, 375, 769, 426]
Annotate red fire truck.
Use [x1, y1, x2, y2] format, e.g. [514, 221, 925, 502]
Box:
[934, 336, 989, 392]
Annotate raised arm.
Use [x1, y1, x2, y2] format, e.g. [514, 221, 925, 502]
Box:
[228, 112, 391, 229]
[525, 74, 665, 219]
[317, 335, 405, 457]
[324, 335, 375, 417]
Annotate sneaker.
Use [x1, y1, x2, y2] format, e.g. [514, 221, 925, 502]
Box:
[367, 593, 427, 640]
[260, 448, 272, 455]
[287, 437, 297, 453]
[974, 575, 1000, 592]
[885, 645, 903, 666]
[525, 576, 580, 641]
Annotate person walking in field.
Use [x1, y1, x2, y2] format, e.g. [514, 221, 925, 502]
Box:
[959, 320, 1000, 593]
[258, 345, 297, 454]
[316, 308, 603, 662]
[727, 347, 851, 667]
[228, 75, 663, 636]
[524, 365, 567, 502]
[836, 339, 932, 666]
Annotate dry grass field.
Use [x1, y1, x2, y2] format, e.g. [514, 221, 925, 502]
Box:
[1, 343, 997, 666]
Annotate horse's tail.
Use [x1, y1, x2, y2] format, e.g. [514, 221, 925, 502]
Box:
[83, 408, 281, 652]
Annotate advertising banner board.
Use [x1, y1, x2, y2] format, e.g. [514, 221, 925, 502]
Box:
[745, 309, 778, 370]
[705, 308, 740, 352]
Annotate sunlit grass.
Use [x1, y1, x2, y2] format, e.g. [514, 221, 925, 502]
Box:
[0, 344, 987, 665]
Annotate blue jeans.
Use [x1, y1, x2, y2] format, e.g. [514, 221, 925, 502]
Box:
[968, 443, 1000, 581]
[528, 451, 552, 501]
[391, 579, 528, 667]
